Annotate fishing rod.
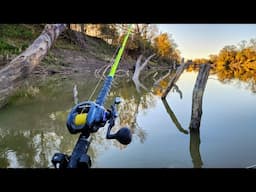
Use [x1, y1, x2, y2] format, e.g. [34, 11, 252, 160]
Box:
[51, 25, 133, 169]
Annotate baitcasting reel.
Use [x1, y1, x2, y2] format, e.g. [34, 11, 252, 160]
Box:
[52, 97, 132, 169]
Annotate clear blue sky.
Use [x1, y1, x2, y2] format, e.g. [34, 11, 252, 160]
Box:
[157, 24, 256, 60]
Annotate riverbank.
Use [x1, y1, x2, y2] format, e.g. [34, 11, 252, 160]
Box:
[32, 46, 134, 78]
[0, 24, 136, 77]
[0, 24, 173, 108]
[0, 25, 138, 107]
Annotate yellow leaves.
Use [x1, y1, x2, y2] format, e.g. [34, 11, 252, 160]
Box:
[153, 33, 172, 57]
[189, 45, 256, 86]
[192, 58, 209, 65]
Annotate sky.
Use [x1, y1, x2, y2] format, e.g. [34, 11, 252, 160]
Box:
[157, 24, 256, 60]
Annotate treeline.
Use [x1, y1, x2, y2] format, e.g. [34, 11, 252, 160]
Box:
[69, 24, 181, 65]
[187, 39, 256, 93]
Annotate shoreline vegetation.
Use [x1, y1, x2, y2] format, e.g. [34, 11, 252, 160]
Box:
[1, 24, 256, 108]
[0, 24, 180, 108]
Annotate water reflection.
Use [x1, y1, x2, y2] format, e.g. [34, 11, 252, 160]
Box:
[187, 62, 256, 94]
[0, 73, 156, 167]
[0, 127, 76, 168]
[156, 71, 203, 168]
[161, 98, 203, 168]
[1, 66, 256, 168]
[162, 99, 188, 135]
[110, 78, 154, 144]
[0, 75, 98, 167]
[189, 128, 203, 168]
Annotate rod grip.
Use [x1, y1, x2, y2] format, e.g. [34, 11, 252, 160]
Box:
[67, 134, 90, 168]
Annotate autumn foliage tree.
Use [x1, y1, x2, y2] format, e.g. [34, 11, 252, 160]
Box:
[153, 32, 180, 64]
[69, 24, 181, 65]
[154, 33, 171, 57]
[187, 39, 256, 93]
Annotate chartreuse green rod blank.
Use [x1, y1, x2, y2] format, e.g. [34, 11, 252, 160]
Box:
[96, 24, 132, 106]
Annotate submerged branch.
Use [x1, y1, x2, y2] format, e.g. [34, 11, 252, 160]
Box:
[161, 61, 190, 99]
[132, 54, 155, 92]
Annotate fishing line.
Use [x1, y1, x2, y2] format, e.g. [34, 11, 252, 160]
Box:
[87, 44, 121, 102]
[81, 25, 131, 113]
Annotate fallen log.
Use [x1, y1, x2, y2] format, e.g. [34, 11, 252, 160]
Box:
[0, 24, 66, 108]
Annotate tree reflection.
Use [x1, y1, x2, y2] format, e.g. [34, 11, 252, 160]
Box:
[0, 75, 104, 168]
[162, 99, 188, 134]
[110, 77, 156, 144]
[155, 71, 203, 168]
[0, 127, 75, 168]
[161, 96, 202, 168]
[187, 55, 256, 94]
[0, 73, 159, 167]
[152, 72, 176, 96]
[0, 69, 209, 168]
[153, 71, 187, 134]
[189, 128, 203, 168]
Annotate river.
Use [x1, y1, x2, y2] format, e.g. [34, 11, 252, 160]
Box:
[0, 70, 256, 168]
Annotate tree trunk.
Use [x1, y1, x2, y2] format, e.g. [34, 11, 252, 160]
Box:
[161, 62, 190, 99]
[189, 64, 211, 130]
[80, 24, 84, 33]
[132, 54, 155, 92]
[0, 24, 67, 108]
[132, 54, 143, 83]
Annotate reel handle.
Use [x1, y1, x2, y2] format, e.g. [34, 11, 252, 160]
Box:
[106, 97, 132, 145]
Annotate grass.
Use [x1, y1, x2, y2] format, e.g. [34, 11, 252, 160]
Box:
[0, 24, 134, 69]
[84, 35, 117, 60]
[0, 24, 42, 55]
[54, 38, 81, 51]
[0, 24, 120, 61]
[8, 84, 40, 105]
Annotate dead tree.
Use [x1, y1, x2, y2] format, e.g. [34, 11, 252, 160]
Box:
[188, 64, 210, 167]
[153, 69, 171, 86]
[132, 54, 155, 92]
[0, 24, 67, 108]
[189, 64, 211, 130]
[161, 62, 190, 99]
